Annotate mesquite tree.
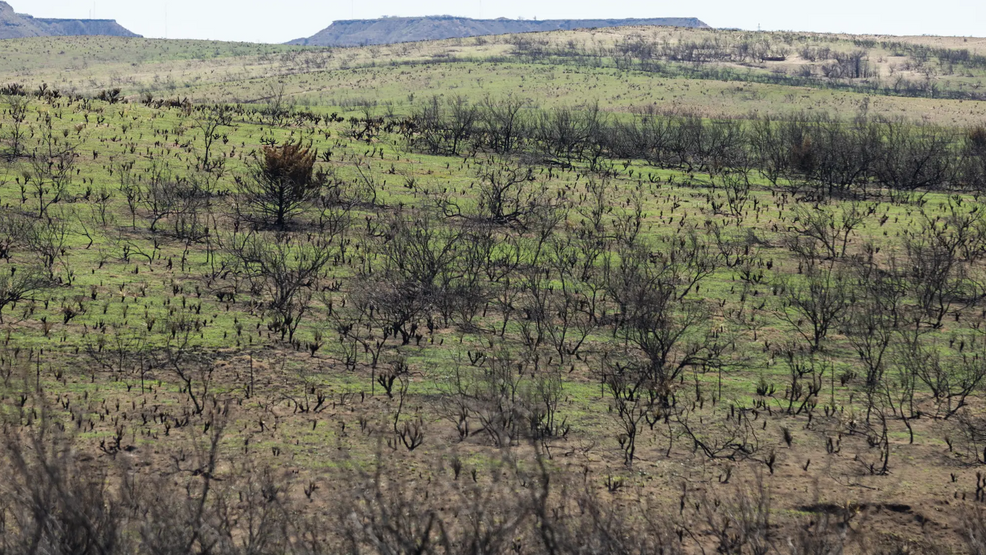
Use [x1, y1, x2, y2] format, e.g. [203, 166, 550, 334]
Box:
[240, 140, 323, 230]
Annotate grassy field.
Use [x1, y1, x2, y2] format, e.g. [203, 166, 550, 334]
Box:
[2, 28, 986, 122]
[0, 26, 985, 554]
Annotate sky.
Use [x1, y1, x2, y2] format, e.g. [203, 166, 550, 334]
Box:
[11, 0, 985, 44]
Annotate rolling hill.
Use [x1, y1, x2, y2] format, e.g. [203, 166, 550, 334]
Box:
[1, 23, 986, 555]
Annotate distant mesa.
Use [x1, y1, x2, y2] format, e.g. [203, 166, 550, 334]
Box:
[289, 15, 709, 47]
[0, 1, 140, 39]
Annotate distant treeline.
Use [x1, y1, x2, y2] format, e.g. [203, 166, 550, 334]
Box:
[409, 96, 986, 196]
[869, 39, 986, 70]
[499, 34, 986, 102]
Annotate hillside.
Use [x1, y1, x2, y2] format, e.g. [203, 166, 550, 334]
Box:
[4, 29, 983, 126]
[0, 1, 139, 39]
[1, 26, 986, 555]
[289, 15, 708, 46]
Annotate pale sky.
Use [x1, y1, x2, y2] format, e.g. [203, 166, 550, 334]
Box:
[11, 0, 985, 44]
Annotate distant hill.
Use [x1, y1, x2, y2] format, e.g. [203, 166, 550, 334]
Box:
[0, 1, 140, 39]
[289, 15, 708, 47]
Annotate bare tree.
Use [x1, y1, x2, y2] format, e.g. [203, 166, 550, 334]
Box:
[700, 472, 774, 554]
[438, 346, 529, 447]
[788, 202, 867, 260]
[778, 261, 850, 352]
[441, 157, 550, 230]
[141, 166, 209, 240]
[161, 307, 214, 415]
[604, 236, 717, 405]
[518, 237, 599, 362]
[602, 358, 663, 467]
[479, 95, 527, 154]
[901, 202, 986, 329]
[961, 125, 986, 192]
[900, 335, 986, 419]
[0, 398, 312, 554]
[0, 265, 47, 323]
[28, 114, 76, 219]
[411, 94, 478, 156]
[194, 104, 232, 175]
[2, 94, 29, 160]
[369, 211, 473, 337]
[0, 402, 128, 554]
[260, 81, 291, 126]
[749, 115, 788, 186]
[23, 215, 69, 280]
[842, 252, 905, 390]
[228, 232, 334, 341]
[534, 101, 607, 165]
[873, 120, 954, 191]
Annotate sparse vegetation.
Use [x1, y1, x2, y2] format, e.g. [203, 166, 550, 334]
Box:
[0, 25, 985, 554]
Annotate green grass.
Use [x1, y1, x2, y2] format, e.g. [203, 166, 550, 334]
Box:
[2, 30, 986, 124]
[0, 30, 983, 550]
